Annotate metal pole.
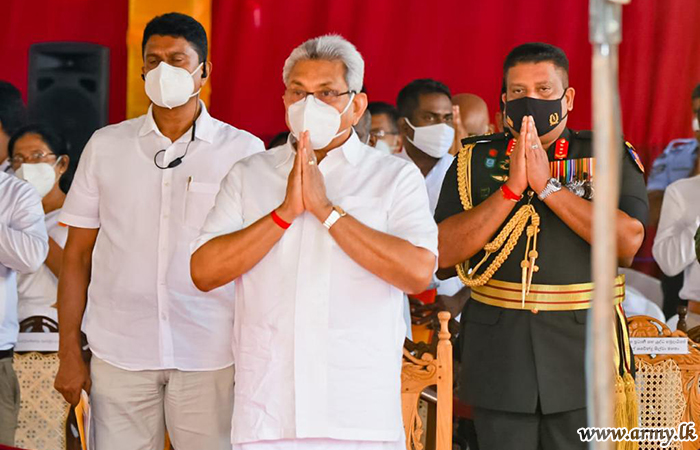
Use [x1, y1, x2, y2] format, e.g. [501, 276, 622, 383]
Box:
[588, 0, 629, 448]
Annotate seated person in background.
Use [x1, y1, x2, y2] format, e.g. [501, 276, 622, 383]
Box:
[648, 83, 700, 318]
[354, 108, 371, 144]
[367, 101, 402, 154]
[0, 81, 28, 173]
[0, 170, 48, 446]
[9, 125, 71, 330]
[653, 172, 700, 329]
[451, 93, 492, 142]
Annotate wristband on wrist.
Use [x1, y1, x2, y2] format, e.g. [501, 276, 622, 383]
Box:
[271, 210, 292, 230]
[500, 184, 522, 202]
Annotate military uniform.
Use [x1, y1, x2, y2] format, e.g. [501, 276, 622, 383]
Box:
[435, 128, 648, 449]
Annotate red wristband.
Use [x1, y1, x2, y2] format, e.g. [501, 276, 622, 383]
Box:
[500, 184, 522, 202]
[271, 210, 291, 230]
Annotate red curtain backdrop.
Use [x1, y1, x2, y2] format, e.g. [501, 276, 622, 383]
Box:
[2, 0, 700, 168]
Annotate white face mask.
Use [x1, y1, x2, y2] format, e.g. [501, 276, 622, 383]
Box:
[373, 139, 394, 156]
[693, 116, 699, 133]
[287, 93, 355, 150]
[145, 61, 203, 109]
[404, 118, 455, 159]
[15, 157, 61, 198]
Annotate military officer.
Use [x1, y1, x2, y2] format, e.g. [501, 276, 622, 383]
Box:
[435, 42, 649, 450]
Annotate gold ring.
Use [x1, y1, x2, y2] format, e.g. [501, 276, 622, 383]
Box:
[531, 144, 539, 150]
[308, 160, 316, 165]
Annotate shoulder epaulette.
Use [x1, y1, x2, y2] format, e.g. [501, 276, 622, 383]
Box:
[461, 132, 508, 147]
[572, 130, 592, 140]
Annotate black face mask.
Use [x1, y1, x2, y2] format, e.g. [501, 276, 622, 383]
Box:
[504, 90, 569, 136]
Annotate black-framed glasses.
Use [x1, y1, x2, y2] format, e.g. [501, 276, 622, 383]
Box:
[284, 89, 354, 105]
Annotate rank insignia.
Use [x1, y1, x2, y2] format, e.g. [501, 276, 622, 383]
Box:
[506, 139, 516, 156]
[554, 138, 569, 159]
[485, 158, 496, 168]
[625, 141, 645, 173]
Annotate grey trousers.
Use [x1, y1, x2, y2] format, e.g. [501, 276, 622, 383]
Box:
[473, 406, 587, 450]
[0, 355, 20, 446]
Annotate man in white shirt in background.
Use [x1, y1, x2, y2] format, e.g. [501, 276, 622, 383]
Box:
[191, 34, 437, 449]
[395, 79, 467, 329]
[653, 173, 700, 328]
[0, 81, 28, 174]
[54, 13, 264, 450]
[0, 171, 48, 446]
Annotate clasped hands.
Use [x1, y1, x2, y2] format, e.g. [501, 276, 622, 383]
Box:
[505, 116, 552, 197]
[276, 131, 333, 224]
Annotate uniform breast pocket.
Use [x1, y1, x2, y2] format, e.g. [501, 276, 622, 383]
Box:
[337, 195, 387, 232]
[184, 181, 220, 230]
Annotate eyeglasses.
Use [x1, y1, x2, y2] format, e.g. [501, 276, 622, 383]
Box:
[284, 89, 355, 105]
[10, 151, 56, 168]
[370, 130, 399, 139]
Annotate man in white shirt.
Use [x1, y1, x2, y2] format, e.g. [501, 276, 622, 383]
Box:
[54, 13, 264, 450]
[653, 174, 700, 328]
[191, 35, 438, 449]
[395, 79, 466, 326]
[0, 171, 48, 445]
[0, 81, 28, 173]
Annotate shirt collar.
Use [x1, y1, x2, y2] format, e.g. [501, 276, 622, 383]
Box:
[274, 130, 365, 169]
[138, 100, 215, 144]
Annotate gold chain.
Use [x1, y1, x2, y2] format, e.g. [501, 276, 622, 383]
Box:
[455, 141, 541, 304]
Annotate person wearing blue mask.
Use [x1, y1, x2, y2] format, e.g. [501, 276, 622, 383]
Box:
[53, 13, 264, 450]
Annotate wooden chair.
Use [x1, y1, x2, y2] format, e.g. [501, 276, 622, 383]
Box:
[402, 311, 453, 450]
[628, 315, 700, 450]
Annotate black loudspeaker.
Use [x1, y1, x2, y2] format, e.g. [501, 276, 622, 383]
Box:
[27, 42, 109, 161]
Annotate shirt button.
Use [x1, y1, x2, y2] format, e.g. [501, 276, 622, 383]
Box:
[164, 182, 170, 187]
[161, 313, 168, 321]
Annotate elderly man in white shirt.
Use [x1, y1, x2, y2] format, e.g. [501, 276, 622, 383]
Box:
[653, 174, 700, 328]
[0, 171, 48, 446]
[53, 13, 264, 450]
[191, 35, 438, 450]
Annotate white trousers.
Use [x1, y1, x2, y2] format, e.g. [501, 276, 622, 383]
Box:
[233, 439, 406, 450]
[90, 356, 234, 450]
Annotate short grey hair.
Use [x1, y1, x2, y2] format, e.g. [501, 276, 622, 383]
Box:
[282, 34, 364, 93]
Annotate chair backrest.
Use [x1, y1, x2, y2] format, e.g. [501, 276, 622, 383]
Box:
[628, 315, 700, 450]
[12, 352, 70, 450]
[402, 311, 452, 450]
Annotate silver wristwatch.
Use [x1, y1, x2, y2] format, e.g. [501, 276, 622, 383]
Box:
[538, 178, 562, 201]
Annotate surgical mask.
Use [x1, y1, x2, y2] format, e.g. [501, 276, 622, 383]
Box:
[693, 116, 699, 132]
[504, 91, 568, 136]
[15, 157, 62, 197]
[145, 62, 203, 109]
[404, 118, 455, 158]
[373, 139, 394, 156]
[287, 93, 355, 149]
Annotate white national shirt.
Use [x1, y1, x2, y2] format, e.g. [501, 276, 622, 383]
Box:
[653, 174, 700, 302]
[59, 102, 264, 370]
[395, 147, 463, 297]
[192, 132, 438, 444]
[0, 172, 48, 350]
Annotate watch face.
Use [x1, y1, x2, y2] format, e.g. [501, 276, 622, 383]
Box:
[551, 179, 562, 188]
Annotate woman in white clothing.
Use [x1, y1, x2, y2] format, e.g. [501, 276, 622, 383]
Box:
[8, 125, 70, 333]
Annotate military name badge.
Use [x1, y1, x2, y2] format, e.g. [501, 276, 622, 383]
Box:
[626, 141, 645, 173]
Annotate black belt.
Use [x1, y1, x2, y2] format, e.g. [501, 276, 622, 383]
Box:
[0, 348, 13, 360]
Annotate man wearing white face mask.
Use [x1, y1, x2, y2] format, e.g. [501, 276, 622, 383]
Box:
[395, 79, 467, 338]
[54, 13, 264, 450]
[191, 34, 438, 449]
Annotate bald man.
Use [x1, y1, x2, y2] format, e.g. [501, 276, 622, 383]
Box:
[451, 93, 492, 155]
